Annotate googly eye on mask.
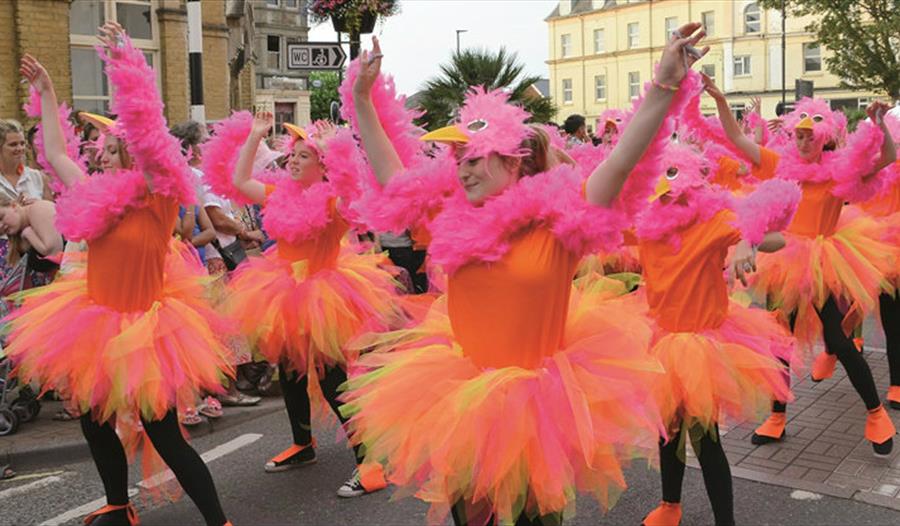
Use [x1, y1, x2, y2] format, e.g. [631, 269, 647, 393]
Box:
[666, 167, 679, 180]
[812, 114, 824, 123]
[466, 119, 489, 133]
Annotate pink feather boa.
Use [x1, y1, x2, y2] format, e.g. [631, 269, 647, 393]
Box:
[340, 58, 424, 168]
[55, 170, 149, 241]
[54, 36, 192, 241]
[98, 36, 193, 204]
[776, 120, 886, 202]
[261, 178, 337, 244]
[351, 149, 459, 235]
[23, 88, 85, 195]
[732, 179, 802, 245]
[200, 111, 256, 206]
[427, 165, 626, 274]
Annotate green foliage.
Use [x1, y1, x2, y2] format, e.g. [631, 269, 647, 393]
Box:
[309, 71, 342, 122]
[842, 107, 868, 132]
[415, 47, 557, 130]
[759, 0, 900, 99]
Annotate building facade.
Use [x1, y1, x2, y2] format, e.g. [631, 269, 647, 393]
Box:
[1, 0, 312, 127]
[546, 0, 883, 131]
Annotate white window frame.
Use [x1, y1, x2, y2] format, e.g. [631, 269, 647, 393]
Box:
[701, 11, 715, 36]
[628, 71, 640, 99]
[562, 78, 573, 104]
[284, 0, 300, 8]
[561, 34, 572, 58]
[593, 28, 605, 54]
[744, 3, 761, 34]
[701, 64, 716, 84]
[730, 102, 746, 120]
[594, 74, 606, 101]
[627, 22, 639, 49]
[664, 17, 679, 39]
[69, 0, 160, 113]
[803, 42, 822, 73]
[733, 55, 752, 77]
[267, 34, 282, 71]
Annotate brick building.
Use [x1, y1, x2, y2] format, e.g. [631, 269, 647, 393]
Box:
[0, 0, 312, 127]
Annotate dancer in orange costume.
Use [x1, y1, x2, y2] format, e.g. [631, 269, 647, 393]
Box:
[9, 23, 234, 526]
[200, 109, 404, 497]
[704, 74, 898, 456]
[339, 25, 710, 526]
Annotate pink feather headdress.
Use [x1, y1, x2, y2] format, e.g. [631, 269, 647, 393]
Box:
[783, 97, 846, 150]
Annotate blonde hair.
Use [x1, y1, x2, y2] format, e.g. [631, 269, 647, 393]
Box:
[499, 124, 553, 178]
[0, 194, 27, 266]
[0, 119, 25, 148]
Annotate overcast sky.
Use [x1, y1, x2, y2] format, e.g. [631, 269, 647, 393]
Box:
[307, 0, 558, 96]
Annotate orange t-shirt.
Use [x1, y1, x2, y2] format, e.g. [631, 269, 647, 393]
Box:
[265, 185, 349, 273]
[787, 181, 842, 238]
[859, 161, 900, 217]
[639, 210, 741, 332]
[713, 146, 781, 191]
[447, 227, 581, 370]
[87, 194, 178, 312]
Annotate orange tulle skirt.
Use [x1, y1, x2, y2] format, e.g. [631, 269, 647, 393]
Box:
[224, 244, 404, 375]
[606, 293, 794, 433]
[750, 213, 897, 350]
[2, 241, 235, 423]
[341, 286, 664, 524]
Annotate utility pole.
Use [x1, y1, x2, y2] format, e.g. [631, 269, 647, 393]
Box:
[781, 0, 786, 112]
[456, 29, 467, 54]
[187, 0, 205, 124]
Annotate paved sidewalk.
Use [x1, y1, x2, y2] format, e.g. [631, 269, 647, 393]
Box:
[1, 397, 284, 471]
[701, 346, 900, 511]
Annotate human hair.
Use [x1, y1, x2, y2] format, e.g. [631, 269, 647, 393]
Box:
[563, 114, 586, 135]
[170, 120, 205, 155]
[0, 193, 26, 266]
[516, 124, 552, 177]
[0, 119, 25, 146]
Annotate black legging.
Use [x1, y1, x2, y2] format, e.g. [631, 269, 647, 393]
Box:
[881, 292, 900, 386]
[450, 500, 562, 526]
[80, 411, 227, 526]
[659, 425, 734, 526]
[386, 246, 428, 294]
[278, 363, 361, 461]
[772, 295, 881, 413]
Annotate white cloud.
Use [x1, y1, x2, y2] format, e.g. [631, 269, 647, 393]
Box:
[308, 0, 557, 96]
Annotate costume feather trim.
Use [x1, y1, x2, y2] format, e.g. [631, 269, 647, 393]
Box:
[24, 88, 85, 195]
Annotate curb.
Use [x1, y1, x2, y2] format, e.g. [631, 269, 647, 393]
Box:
[5, 400, 284, 471]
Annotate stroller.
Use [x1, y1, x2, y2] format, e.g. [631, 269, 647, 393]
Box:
[0, 253, 43, 436]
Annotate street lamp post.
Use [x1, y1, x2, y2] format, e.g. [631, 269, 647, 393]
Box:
[781, 0, 786, 113]
[456, 29, 468, 54]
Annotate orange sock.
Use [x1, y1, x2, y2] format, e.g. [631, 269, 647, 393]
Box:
[888, 386, 900, 404]
[865, 405, 897, 444]
[358, 462, 387, 492]
[754, 412, 787, 439]
[811, 352, 837, 381]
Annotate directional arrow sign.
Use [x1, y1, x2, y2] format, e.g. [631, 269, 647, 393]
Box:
[287, 43, 347, 71]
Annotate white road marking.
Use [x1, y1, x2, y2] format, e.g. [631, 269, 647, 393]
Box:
[0, 475, 65, 500]
[0, 470, 66, 483]
[138, 432, 263, 489]
[40, 488, 139, 526]
[790, 490, 823, 501]
[40, 433, 263, 525]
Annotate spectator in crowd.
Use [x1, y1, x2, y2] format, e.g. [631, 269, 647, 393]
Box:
[563, 113, 590, 147]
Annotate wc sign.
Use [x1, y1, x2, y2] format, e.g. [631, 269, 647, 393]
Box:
[287, 43, 347, 70]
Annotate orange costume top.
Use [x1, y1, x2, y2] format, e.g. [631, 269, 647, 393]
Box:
[86, 194, 178, 312]
[265, 184, 349, 272]
[447, 228, 580, 369]
[859, 160, 900, 217]
[640, 210, 741, 332]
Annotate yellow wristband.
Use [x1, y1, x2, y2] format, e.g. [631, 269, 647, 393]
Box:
[652, 79, 679, 92]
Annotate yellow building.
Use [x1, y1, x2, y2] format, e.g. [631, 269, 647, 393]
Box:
[0, 0, 311, 127]
[546, 0, 883, 131]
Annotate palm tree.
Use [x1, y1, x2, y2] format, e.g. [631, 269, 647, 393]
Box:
[415, 47, 557, 130]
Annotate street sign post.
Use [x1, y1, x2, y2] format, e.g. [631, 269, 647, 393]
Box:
[287, 43, 347, 71]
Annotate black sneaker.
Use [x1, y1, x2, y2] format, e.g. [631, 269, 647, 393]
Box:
[873, 437, 893, 458]
[265, 442, 317, 473]
[337, 468, 366, 498]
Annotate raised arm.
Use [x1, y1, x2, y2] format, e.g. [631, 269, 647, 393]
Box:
[863, 101, 897, 178]
[19, 55, 85, 189]
[97, 22, 193, 202]
[703, 73, 761, 166]
[586, 23, 708, 207]
[230, 112, 271, 205]
[352, 37, 404, 187]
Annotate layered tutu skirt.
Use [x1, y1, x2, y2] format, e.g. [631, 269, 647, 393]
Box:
[605, 293, 794, 433]
[224, 244, 403, 374]
[342, 286, 664, 524]
[750, 213, 897, 349]
[2, 241, 235, 423]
